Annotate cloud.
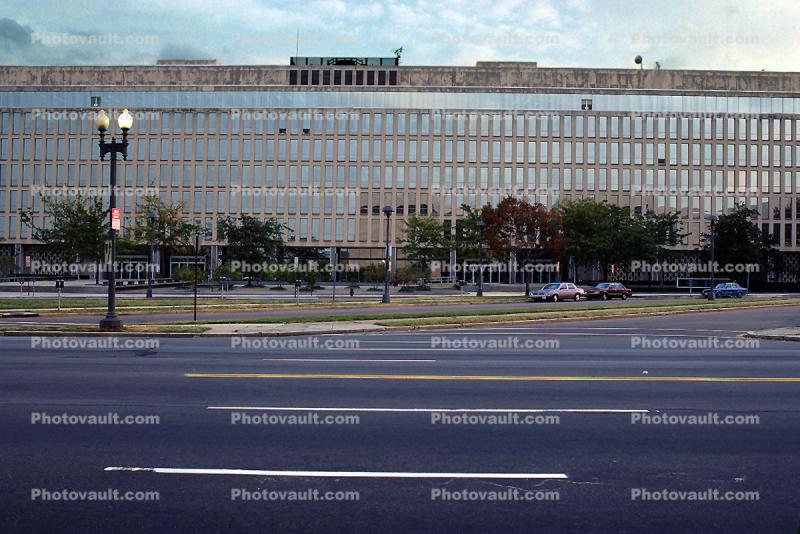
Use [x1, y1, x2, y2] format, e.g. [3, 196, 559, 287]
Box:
[0, 17, 33, 55]
[158, 43, 211, 61]
[0, 0, 798, 70]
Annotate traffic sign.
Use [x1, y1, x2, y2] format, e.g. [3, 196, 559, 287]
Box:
[111, 208, 121, 230]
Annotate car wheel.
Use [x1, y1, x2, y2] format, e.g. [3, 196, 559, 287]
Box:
[621, 293, 628, 300]
[552, 294, 559, 302]
[601, 293, 608, 301]
[736, 293, 743, 298]
[574, 293, 581, 301]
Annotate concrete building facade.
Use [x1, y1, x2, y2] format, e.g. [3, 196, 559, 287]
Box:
[1, 58, 799, 278]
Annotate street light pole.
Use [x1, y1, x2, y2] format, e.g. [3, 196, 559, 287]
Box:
[706, 214, 719, 301]
[476, 219, 486, 297]
[382, 205, 394, 304]
[96, 109, 133, 332]
[146, 212, 156, 299]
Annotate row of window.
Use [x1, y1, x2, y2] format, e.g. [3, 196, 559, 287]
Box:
[5, 137, 800, 168]
[3, 162, 800, 195]
[4, 111, 800, 140]
[288, 69, 399, 86]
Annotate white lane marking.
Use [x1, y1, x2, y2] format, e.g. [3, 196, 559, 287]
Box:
[208, 406, 649, 414]
[330, 347, 519, 351]
[104, 467, 567, 479]
[263, 358, 436, 362]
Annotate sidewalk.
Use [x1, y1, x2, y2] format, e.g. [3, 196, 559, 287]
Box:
[201, 320, 388, 336]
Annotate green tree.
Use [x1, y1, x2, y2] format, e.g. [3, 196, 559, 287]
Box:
[701, 204, 776, 281]
[393, 264, 430, 286]
[219, 215, 284, 274]
[401, 216, 448, 269]
[560, 199, 681, 280]
[128, 195, 199, 274]
[361, 263, 385, 287]
[454, 203, 483, 260]
[21, 194, 108, 263]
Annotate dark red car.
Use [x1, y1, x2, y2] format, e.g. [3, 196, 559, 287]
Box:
[585, 282, 632, 300]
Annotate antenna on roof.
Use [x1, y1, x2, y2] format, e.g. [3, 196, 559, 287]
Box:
[394, 47, 403, 62]
[295, 28, 300, 58]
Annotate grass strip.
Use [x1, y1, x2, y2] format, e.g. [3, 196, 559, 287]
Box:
[161, 298, 800, 325]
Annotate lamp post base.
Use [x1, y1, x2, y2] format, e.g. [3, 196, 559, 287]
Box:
[382, 294, 391, 304]
[99, 317, 124, 331]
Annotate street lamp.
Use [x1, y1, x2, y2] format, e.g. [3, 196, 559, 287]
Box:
[95, 109, 133, 331]
[146, 212, 156, 299]
[476, 219, 486, 297]
[382, 205, 394, 304]
[705, 214, 719, 300]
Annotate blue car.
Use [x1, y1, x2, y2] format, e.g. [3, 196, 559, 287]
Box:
[702, 282, 748, 298]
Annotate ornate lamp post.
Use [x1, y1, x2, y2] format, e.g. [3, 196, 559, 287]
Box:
[382, 205, 394, 304]
[476, 219, 486, 297]
[95, 109, 133, 331]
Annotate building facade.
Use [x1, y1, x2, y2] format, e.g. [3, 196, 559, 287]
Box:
[1, 58, 799, 277]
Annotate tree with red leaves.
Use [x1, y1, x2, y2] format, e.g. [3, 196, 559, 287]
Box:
[481, 197, 564, 296]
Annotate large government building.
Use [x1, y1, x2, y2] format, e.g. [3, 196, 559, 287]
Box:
[1, 57, 799, 279]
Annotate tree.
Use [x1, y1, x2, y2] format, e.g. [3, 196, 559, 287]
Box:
[482, 197, 563, 295]
[21, 194, 108, 264]
[361, 263, 385, 287]
[401, 216, 448, 270]
[453, 203, 483, 260]
[559, 199, 609, 274]
[219, 215, 284, 271]
[559, 199, 682, 280]
[393, 264, 430, 287]
[701, 203, 776, 282]
[128, 195, 199, 275]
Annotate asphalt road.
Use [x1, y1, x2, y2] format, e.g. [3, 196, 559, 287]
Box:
[1, 306, 799, 533]
[0, 295, 750, 325]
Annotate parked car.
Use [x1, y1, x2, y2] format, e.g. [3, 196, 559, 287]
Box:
[529, 282, 585, 302]
[585, 282, 633, 301]
[702, 282, 748, 298]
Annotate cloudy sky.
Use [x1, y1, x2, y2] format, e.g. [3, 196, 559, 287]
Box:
[1, 0, 798, 70]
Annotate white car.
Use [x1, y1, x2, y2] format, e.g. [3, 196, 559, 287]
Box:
[528, 282, 586, 302]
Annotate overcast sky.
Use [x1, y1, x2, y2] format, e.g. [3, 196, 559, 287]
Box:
[1, 0, 798, 70]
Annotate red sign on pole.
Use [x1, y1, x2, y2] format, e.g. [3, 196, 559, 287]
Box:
[111, 208, 121, 231]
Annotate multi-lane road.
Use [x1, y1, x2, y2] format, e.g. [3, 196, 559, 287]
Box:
[2, 306, 799, 533]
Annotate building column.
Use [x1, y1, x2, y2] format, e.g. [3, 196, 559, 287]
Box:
[509, 251, 517, 284]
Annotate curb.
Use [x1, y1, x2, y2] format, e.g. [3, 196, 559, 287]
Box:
[0, 330, 198, 338]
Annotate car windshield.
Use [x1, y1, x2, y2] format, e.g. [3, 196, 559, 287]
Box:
[542, 284, 560, 290]
[715, 283, 726, 289]
[596, 283, 611, 288]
